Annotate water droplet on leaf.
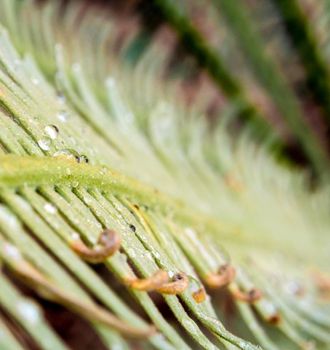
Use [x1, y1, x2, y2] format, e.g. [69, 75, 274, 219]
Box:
[127, 248, 136, 258]
[71, 233, 80, 241]
[3, 243, 21, 260]
[78, 154, 89, 163]
[37, 138, 51, 151]
[57, 93, 66, 105]
[43, 203, 57, 214]
[44, 125, 59, 140]
[31, 77, 40, 85]
[16, 300, 40, 325]
[71, 181, 79, 188]
[57, 110, 69, 123]
[53, 149, 79, 162]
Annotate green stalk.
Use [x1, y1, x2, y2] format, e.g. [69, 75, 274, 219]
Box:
[0, 154, 237, 239]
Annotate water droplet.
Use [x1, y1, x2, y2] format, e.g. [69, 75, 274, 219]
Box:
[77, 154, 89, 164]
[168, 271, 174, 278]
[43, 203, 57, 214]
[44, 125, 59, 140]
[188, 276, 200, 292]
[37, 138, 51, 151]
[57, 110, 69, 123]
[16, 300, 40, 325]
[129, 224, 136, 232]
[57, 93, 66, 105]
[145, 251, 152, 260]
[71, 233, 80, 241]
[262, 300, 278, 318]
[3, 243, 21, 260]
[53, 149, 79, 162]
[284, 281, 303, 296]
[127, 248, 136, 258]
[0, 206, 19, 229]
[71, 181, 79, 188]
[31, 77, 40, 85]
[153, 251, 160, 259]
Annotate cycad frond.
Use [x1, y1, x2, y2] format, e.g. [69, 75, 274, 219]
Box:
[0, 1, 329, 349]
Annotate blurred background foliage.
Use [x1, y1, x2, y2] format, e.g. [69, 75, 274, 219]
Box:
[76, 0, 330, 178]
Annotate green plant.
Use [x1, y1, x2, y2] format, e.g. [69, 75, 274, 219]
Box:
[0, 0, 329, 349]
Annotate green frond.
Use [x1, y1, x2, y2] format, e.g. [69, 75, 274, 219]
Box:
[0, 1, 329, 349]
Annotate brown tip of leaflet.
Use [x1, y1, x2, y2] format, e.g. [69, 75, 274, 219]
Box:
[121, 325, 157, 339]
[124, 270, 169, 292]
[70, 229, 121, 264]
[205, 264, 236, 289]
[312, 270, 330, 297]
[231, 287, 263, 303]
[192, 287, 206, 303]
[267, 313, 281, 325]
[125, 271, 189, 295]
[157, 272, 189, 295]
[141, 326, 157, 337]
